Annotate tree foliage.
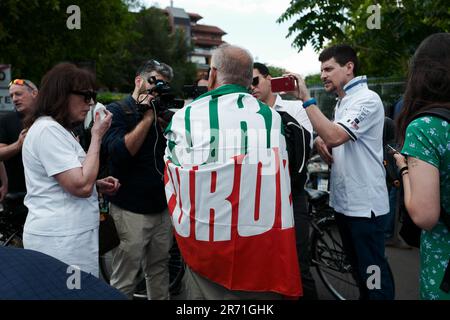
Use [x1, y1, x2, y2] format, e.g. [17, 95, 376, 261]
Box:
[278, 0, 450, 76]
[0, 0, 196, 92]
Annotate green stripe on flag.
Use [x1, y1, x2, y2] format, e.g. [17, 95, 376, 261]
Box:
[237, 94, 245, 109]
[240, 121, 248, 154]
[185, 106, 193, 148]
[257, 100, 272, 147]
[208, 98, 219, 162]
[168, 140, 180, 166]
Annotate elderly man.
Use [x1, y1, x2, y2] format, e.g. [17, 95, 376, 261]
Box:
[164, 44, 301, 299]
[0, 79, 38, 214]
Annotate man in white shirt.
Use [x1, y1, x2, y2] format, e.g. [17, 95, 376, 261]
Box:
[251, 62, 317, 299]
[295, 45, 394, 300]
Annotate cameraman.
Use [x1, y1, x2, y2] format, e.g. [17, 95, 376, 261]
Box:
[102, 60, 173, 299]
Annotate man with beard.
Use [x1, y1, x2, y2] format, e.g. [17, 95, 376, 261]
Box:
[102, 60, 174, 299]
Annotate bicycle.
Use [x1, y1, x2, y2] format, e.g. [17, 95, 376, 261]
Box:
[306, 187, 360, 300]
[0, 192, 26, 248]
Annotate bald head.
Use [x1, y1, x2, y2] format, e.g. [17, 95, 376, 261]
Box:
[210, 44, 253, 89]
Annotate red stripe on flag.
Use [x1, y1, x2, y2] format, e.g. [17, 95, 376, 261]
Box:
[176, 167, 183, 225]
[190, 166, 198, 239]
[210, 171, 217, 193]
[209, 208, 215, 241]
[274, 148, 282, 229]
[254, 161, 262, 221]
[226, 154, 245, 241]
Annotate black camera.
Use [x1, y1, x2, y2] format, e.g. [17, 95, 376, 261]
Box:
[136, 78, 184, 122]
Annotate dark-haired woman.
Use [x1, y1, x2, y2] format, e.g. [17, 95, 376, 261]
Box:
[394, 33, 450, 300]
[22, 63, 120, 277]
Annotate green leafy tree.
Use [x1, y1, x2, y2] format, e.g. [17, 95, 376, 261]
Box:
[0, 0, 133, 86]
[0, 1, 195, 93]
[278, 0, 450, 76]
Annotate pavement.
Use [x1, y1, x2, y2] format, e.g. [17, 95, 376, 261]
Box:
[171, 240, 420, 300]
[313, 243, 420, 300]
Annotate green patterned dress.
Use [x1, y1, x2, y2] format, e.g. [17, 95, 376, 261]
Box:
[401, 115, 450, 300]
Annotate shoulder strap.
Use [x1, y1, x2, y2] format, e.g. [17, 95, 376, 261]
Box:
[413, 107, 450, 122]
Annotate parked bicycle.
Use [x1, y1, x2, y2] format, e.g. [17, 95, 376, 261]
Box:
[0, 192, 26, 248]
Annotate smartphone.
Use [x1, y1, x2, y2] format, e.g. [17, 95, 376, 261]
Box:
[271, 76, 296, 92]
[386, 144, 400, 154]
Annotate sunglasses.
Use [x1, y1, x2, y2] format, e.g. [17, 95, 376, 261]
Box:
[71, 90, 97, 104]
[252, 76, 260, 87]
[9, 79, 34, 90]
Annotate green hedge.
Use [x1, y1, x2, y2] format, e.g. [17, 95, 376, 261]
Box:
[97, 92, 128, 105]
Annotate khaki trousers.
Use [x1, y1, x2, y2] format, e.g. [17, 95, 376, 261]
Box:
[109, 204, 173, 299]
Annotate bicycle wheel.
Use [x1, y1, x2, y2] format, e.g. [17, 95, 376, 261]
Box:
[311, 217, 359, 300]
[0, 229, 23, 247]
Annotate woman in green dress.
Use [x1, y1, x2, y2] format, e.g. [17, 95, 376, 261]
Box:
[394, 33, 450, 300]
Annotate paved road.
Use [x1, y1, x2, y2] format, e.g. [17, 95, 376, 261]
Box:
[313, 244, 420, 300]
[171, 243, 419, 300]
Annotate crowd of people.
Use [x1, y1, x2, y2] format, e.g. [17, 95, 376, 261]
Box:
[0, 32, 448, 300]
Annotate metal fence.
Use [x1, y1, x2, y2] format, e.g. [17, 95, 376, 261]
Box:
[308, 78, 405, 119]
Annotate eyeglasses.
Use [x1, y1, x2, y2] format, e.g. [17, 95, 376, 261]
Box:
[71, 90, 97, 104]
[252, 76, 260, 87]
[9, 79, 34, 90]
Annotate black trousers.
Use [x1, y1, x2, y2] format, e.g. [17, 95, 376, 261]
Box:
[334, 211, 395, 300]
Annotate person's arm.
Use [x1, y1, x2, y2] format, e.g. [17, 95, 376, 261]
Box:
[0, 161, 8, 201]
[54, 112, 112, 198]
[394, 154, 440, 230]
[0, 129, 27, 161]
[124, 108, 154, 156]
[288, 73, 350, 147]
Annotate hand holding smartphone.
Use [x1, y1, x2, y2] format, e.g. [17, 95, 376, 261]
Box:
[271, 76, 296, 92]
[386, 144, 400, 154]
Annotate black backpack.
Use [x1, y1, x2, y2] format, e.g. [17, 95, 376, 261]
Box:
[277, 111, 312, 191]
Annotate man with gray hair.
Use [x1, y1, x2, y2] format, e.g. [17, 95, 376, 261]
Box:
[0, 79, 39, 218]
[102, 60, 174, 299]
[164, 44, 302, 299]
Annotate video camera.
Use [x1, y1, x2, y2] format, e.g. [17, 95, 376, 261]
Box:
[136, 78, 184, 122]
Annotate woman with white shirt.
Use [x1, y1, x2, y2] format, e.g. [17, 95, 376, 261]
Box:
[22, 63, 120, 277]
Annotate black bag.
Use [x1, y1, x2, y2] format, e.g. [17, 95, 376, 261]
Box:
[99, 212, 120, 255]
[277, 111, 312, 190]
[399, 107, 450, 247]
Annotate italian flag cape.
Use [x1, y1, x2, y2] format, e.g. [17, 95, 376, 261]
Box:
[164, 84, 302, 297]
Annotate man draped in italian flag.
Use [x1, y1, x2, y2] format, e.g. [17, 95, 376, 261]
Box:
[164, 44, 302, 299]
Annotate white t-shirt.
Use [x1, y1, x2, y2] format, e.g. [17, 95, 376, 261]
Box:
[330, 76, 389, 217]
[22, 116, 99, 236]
